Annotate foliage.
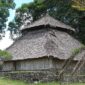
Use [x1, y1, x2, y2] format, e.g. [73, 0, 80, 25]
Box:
[0, 77, 85, 85]
[8, 21, 19, 39]
[72, 45, 85, 56]
[72, 0, 85, 11]
[8, 4, 33, 39]
[0, 0, 15, 38]
[8, 0, 85, 44]
[0, 50, 12, 60]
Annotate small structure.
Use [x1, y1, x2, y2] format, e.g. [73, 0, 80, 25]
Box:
[2, 15, 84, 72]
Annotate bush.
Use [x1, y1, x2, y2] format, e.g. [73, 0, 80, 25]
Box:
[0, 50, 12, 60]
[72, 45, 85, 56]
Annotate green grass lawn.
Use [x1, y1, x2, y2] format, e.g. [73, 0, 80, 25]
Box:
[0, 77, 58, 85]
[0, 77, 85, 85]
[0, 77, 28, 85]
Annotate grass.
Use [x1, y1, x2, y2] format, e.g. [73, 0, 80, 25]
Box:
[0, 77, 28, 85]
[0, 77, 58, 85]
[0, 77, 85, 85]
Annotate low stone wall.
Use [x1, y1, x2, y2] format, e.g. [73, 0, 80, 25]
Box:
[0, 71, 85, 83]
[62, 75, 85, 83]
[0, 71, 57, 83]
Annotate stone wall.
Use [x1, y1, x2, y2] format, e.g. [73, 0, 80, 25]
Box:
[0, 71, 85, 83]
[62, 75, 85, 83]
[0, 71, 57, 83]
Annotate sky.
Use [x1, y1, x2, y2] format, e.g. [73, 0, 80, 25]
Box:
[0, 0, 33, 50]
[8, 0, 33, 24]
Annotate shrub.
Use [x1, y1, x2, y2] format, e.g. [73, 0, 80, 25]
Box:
[0, 50, 12, 60]
[72, 45, 85, 56]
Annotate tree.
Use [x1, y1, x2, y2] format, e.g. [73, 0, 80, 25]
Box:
[0, 50, 12, 60]
[72, 0, 85, 11]
[8, 21, 18, 39]
[0, 0, 15, 38]
[9, 0, 85, 44]
[12, 0, 78, 28]
[71, 0, 85, 43]
[9, 0, 68, 30]
[8, 10, 33, 39]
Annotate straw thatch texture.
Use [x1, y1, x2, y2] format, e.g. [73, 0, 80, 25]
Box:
[7, 28, 82, 61]
[20, 15, 75, 31]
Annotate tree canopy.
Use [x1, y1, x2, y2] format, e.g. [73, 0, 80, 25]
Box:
[0, 0, 15, 38]
[72, 0, 85, 11]
[0, 50, 12, 60]
[8, 0, 85, 43]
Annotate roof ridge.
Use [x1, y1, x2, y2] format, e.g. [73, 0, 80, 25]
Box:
[21, 15, 75, 32]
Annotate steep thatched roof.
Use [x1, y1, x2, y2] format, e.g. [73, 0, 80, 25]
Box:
[20, 15, 75, 32]
[6, 28, 82, 61]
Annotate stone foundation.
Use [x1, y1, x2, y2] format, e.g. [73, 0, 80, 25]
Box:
[0, 71, 57, 83]
[62, 75, 85, 83]
[0, 71, 85, 83]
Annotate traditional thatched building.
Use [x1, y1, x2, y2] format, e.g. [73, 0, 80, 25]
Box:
[2, 15, 84, 72]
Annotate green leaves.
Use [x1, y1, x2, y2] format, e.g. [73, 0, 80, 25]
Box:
[0, 50, 12, 60]
[72, 0, 85, 11]
[0, 0, 15, 38]
[0, 0, 15, 9]
[8, 0, 85, 44]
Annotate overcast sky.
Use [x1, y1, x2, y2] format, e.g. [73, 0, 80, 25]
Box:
[0, 0, 33, 50]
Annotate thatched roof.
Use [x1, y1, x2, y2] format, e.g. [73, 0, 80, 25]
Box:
[6, 28, 82, 61]
[20, 15, 75, 32]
